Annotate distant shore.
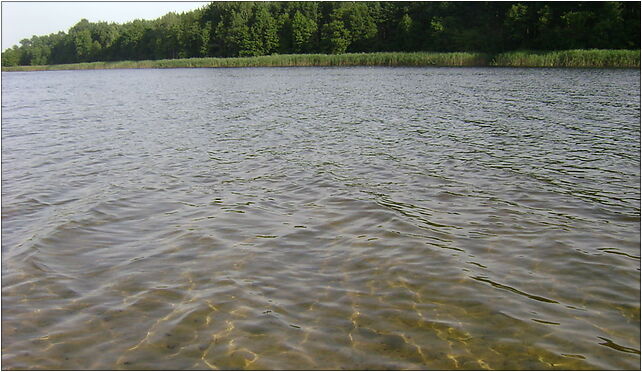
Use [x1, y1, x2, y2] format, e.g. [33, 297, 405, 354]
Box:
[2, 50, 639, 71]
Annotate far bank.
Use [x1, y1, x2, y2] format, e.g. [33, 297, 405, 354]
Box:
[2, 50, 640, 71]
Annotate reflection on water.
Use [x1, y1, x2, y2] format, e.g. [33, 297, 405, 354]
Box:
[2, 67, 640, 370]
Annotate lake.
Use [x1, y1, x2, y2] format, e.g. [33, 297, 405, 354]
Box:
[2, 67, 640, 370]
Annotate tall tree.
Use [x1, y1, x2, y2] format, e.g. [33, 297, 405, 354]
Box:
[3, 2, 640, 65]
[215, 4, 253, 57]
[291, 10, 318, 53]
[248, 4, 279, 56]
[321, 19, 351, 54]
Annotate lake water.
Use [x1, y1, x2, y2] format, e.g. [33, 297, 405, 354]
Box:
[2, 67, 640, 370]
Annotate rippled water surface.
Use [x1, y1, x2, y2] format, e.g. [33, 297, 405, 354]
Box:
[2, 67, 640, 370]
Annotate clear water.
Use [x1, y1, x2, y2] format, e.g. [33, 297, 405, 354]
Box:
[2, 67, 640, 370]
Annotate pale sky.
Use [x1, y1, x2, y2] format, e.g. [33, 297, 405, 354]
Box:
[2, 1, 210, 51]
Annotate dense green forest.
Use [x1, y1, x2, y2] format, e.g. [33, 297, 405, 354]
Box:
[2, 1, 640, 67]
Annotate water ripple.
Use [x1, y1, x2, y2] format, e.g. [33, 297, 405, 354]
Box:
[2, 67, 639, 370]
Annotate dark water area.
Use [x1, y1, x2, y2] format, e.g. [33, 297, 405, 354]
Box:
[2, 67, 640, 370]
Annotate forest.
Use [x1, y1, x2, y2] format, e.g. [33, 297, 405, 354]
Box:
[2, 1, 640, 67]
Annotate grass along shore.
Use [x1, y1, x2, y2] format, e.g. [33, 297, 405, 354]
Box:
[2, 50, 639, 71]
[491, 49, 640, 68]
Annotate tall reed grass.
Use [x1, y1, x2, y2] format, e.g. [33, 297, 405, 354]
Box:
[2, 50, 638, 71]
[491, 49, 640, 68]
[2, 52, 488, 71]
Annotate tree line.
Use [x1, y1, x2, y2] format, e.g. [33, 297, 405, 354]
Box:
[2, 1, 639, 67]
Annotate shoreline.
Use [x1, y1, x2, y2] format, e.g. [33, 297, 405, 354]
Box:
[2, 50, 639, 72]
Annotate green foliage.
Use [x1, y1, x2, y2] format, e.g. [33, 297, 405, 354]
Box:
[396, 13, 421, 52]
[335, 2, 378, 51]
[248, 4, 279, 56]
[1, 46, 21, 67]
[291, 11, 317, 53]
[2, 2, 639, 66]
[215, 4, 252, 57]
[321, 20, 351, 54]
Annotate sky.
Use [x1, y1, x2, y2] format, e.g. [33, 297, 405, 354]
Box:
[2, 1, 210, 51]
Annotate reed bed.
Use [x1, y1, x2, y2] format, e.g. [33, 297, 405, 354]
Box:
[2, 50, 638, 71]
[491, 49, 640, 68]
[1, 52, 488, 71]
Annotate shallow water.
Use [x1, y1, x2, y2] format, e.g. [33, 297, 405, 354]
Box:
[2, 67, 640, 370]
